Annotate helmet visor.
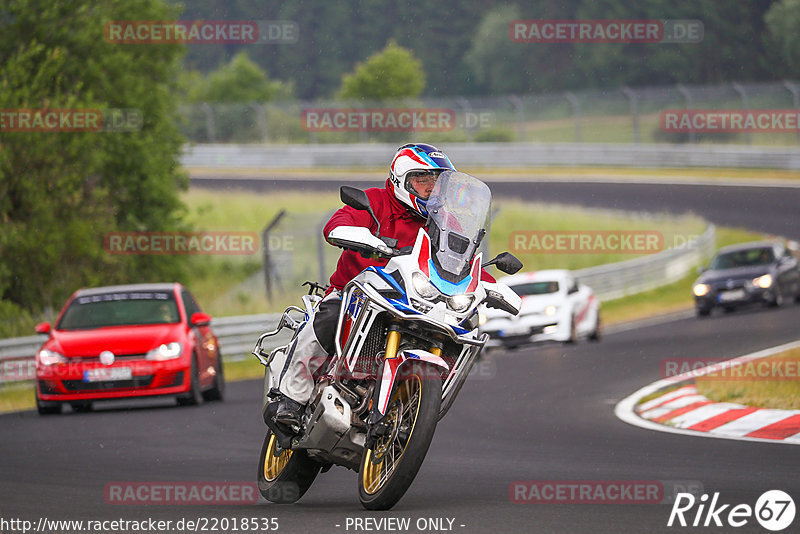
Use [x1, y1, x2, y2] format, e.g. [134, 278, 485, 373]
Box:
[405, 170, 442, 200]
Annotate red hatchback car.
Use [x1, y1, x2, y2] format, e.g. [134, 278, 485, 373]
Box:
[34, 283, 224, 414]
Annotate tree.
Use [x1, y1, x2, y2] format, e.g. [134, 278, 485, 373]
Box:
[763, 0, 800, 78]
[337, 41, 425, 101]
[0, 0, 188, 320]
[187, 51, 290, 103]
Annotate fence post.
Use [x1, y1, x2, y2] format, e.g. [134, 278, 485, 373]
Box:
[676, 84, 696, 144]
[564, 92, 582, 142]
[621, 86, 640, 144]
[783, 81, 800, 145]
[317, 210, 336, 284]
[508, 95, 525, 142]
[456, 97, 474, 141]
[732, 83, 751, 145]
[201, 103, 216, 143]
[262, 210, 287, 303]
[252, 103, 268, 142]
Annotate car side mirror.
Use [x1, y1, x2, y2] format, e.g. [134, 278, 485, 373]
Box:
[190, 312, 212, 326]
[483, 252, 523, 275]
[35, 321, 51, 334]
[697, 266, 708, 274]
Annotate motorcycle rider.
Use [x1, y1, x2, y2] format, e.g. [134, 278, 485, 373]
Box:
[274, 143, 495, 430]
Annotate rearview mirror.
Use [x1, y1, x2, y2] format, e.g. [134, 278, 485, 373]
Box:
[190, 312, 212, 326]
[340, 186, 382, 236]
[35, 321, 51, 334]
[483, 252, 523, 275]
[340, 186, 371, 211]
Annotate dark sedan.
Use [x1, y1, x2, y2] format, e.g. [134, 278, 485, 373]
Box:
[692, 241, 800, 317]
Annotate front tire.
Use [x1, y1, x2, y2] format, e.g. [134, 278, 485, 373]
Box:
[588, 313, 601, 342]
[36, 393, 62, 415]
[202, 351, 225, 402]
[769, 284, 785, 308]
[358, 363, 442, 510]
[257, 430, 320, 504]
[176, 355, 202, 406]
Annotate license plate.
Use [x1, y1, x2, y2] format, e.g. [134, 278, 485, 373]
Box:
[718, 289, 745, 303]
[500, 325, 530, 337]
[83, 367, 132, 382]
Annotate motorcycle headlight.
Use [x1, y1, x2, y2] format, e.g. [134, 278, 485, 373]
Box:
[447, 294, 475, 313]
[753, 274, 772, 289]
[146, 342, 183, 361]
[478, 313, 487, 326]
[693, 283, 711, 297]
[38, 348, 67, 366]
[544, 305, 558, 316]
[412, 272, 440, 300]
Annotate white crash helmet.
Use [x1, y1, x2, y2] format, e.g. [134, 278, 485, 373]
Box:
[388, 143, 456, 218]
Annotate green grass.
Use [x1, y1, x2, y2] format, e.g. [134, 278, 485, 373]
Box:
[696, 348, 800, 410]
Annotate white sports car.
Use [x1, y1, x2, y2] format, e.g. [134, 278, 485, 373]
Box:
[480, 269, 601, 349]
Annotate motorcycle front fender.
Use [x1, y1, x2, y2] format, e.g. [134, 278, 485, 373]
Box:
[373, 349, 449, 417]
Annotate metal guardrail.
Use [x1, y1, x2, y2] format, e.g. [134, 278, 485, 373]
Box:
[574, 224, 716, 301]
[182, 143, 800, 170]
[0, 313, 290, 384]
[0, 225, 715, 383]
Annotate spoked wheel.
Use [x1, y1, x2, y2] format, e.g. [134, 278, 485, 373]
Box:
[257, 429, 320, 504]
[358, 363, 442, 510]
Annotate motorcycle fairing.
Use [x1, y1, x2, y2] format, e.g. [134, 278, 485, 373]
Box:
[375, 349, 450, 416]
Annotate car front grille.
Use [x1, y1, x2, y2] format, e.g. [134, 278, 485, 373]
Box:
[67, 353, 148, 363]
[62, 375, 154, 391]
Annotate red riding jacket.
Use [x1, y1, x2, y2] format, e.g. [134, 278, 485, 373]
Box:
[323, 181, 495, 291]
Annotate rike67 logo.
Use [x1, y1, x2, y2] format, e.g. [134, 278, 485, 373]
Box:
[668, 490, 795, 531]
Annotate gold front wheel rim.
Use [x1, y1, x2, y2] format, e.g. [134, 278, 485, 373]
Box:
[361, 374, 422, 495]
[263, 433, 292, 482]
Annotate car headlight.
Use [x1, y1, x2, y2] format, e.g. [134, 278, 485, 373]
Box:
[447, 294, 475, 313]
[38, 348, 67, 366]
[544, 305, 558, 316]
[753, 274, 773, 289]
[693, 283, 711, 297]
[146, 342, 183, 361]
[412, 272, 440, 300]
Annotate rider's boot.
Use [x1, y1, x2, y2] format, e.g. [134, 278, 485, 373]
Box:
[275, 396, 305, 430]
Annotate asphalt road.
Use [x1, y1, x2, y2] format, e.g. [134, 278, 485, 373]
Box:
[2, 176, 799, 534]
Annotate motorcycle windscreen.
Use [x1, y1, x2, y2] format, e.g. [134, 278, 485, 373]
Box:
[425, 171, 491, 282]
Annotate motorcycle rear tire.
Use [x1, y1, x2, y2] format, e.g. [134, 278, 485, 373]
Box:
[257, 429, 321, 504]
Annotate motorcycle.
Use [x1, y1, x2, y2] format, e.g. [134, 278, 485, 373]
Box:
[252, 170, 522, 510]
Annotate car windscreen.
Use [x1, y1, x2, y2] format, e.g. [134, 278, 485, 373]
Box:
[56, 291, 180, 330]
[511, 281, 560, 296]
[710, 248, 774, 270]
